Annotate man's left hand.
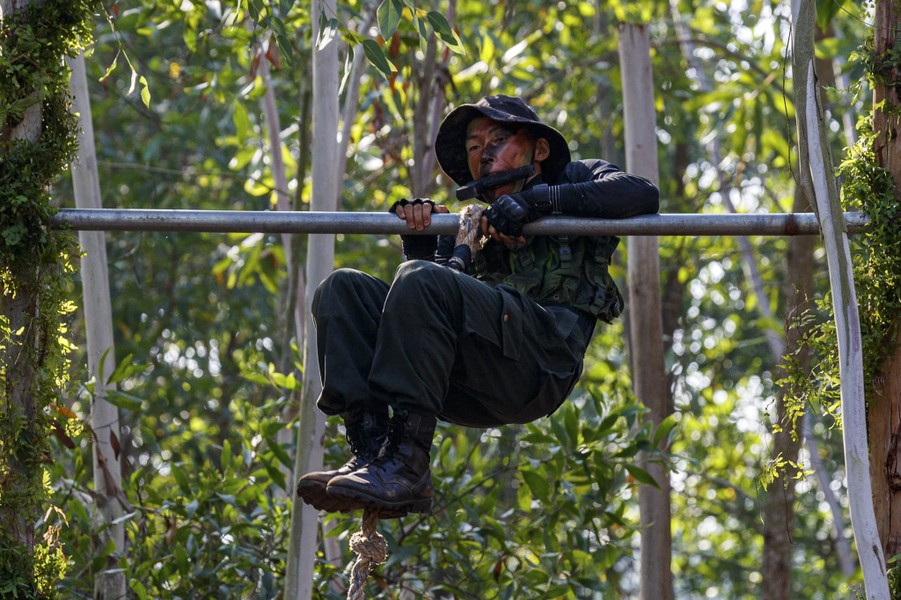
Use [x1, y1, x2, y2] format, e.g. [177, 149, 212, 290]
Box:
[481, 194, 535, 239]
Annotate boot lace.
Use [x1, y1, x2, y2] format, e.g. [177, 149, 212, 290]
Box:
[379, 409, 409, 459]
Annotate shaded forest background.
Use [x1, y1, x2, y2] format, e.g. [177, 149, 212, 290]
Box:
[28, 0, 887, 597]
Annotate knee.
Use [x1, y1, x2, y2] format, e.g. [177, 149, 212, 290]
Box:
[393, 260, 448, 288]
[390, 260, 454, 305]
[313, 268, 363, 313]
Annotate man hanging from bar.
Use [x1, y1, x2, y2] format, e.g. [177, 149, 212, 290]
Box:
[296, 95, 660, 517]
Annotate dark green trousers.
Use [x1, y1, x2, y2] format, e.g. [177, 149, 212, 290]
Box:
[311, 260, 595, 427]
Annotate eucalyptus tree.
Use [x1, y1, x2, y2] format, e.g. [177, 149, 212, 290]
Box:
[866, 0, 901, 570]
[792, 0, 887, 595]
[283, 0, 338, 596]
[67, 51, 128, 600]
[0, 0, 96, 594]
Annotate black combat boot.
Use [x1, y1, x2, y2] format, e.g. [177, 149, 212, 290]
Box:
[296, 409, 388, 513]
[326, 409, 436, 517]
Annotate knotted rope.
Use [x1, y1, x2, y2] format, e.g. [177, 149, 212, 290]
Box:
[456, 205, 485, 252]
[346, 509, 388, 600]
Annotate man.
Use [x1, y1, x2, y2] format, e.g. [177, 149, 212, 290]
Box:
[296, 95, 659, 517]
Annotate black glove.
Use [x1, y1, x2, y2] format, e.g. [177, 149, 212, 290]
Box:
[483, 184, 550, 237]
[390, 198, 437, 213]
[390, 198, 438, 260]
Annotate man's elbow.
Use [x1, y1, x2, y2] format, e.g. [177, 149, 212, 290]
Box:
[640, 183, 660, 215]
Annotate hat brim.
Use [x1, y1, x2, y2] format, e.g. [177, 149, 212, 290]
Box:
[435, 104, 571, 187]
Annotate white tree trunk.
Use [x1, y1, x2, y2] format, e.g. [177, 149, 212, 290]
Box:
[618, 23, 673, 600]
[336, 8, 376, 208]
[283, 1, 338, 597]
[805, 64, 888, 595]
[67, 52, 127, 600]
[792, 1, 889, 596]
[259, 42, 307, 488]
[259, 37, 343, 586]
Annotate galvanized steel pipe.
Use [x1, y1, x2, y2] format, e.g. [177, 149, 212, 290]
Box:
[52, 209, 869, 236]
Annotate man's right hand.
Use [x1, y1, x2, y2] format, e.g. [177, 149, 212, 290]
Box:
[390, 198, 449, 231]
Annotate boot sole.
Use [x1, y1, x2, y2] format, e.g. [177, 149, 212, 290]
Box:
[297, 480, 365, 513]
[326, 482, 432, 517]
[297, 480, 412, 518]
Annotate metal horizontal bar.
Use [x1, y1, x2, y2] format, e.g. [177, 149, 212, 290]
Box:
[52, 209, 869, 236]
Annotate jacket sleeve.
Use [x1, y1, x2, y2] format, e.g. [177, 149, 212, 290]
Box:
[434, 234, 457, 265]
[550, 159, 659, 219]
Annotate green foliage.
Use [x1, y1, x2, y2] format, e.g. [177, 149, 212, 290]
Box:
[816, 0, 851, 32]
[841, 124, 901, 392]
[0, 0, 96, 596]
[54, 392, 290, 598]
[782, 119, 901, 430]
[0, 0, 92, 269]
[352, 1, 463, 78]
[33, 0, 877, 598]
[889, 554, 901, 599]
[312, 384, 661, 599]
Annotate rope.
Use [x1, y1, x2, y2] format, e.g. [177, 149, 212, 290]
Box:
[346, 509, 388, 600]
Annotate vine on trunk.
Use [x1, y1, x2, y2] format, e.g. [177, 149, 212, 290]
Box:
[0, 0, 96, 596]
[782, 122, 901, 419]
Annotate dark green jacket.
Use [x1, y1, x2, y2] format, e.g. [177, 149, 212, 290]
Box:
[463, 159, 659, 322]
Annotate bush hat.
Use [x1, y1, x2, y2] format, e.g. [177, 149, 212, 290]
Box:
[435, 95, 571, 186]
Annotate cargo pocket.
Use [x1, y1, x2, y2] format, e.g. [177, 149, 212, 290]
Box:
[461, 288, 523, 361]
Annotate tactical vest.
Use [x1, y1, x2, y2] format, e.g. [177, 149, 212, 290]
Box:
[474, 234, 624, 323]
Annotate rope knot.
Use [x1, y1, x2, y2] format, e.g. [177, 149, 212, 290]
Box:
[346, 510, 388, 600]
[348, 527, 387, 564]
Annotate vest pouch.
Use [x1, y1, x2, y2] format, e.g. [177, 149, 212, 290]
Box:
[543, 270, 582, 304]
[583, 270, 624, 322]
[474, 241, 512, 283]
[505, 273, 542, 297]
[534, 236, 586, 304]
[505, 239, 542, 297]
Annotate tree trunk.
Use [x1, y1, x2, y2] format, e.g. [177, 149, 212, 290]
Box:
[0, 0, 40, 587]
[67, 52, 127, 600]
[869, 0, 901, 565]
[792, 1, 889, 596]
[869, 340, 901, 561]
[618, 23, 674, 600]
[410, 0, 454, 198]
[806, 25, 856, 580]
[336, 9, 375, 210]
[259, 41, 306, 494]
[761, 186, 814, 600]
[283, 1, 338, 597]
